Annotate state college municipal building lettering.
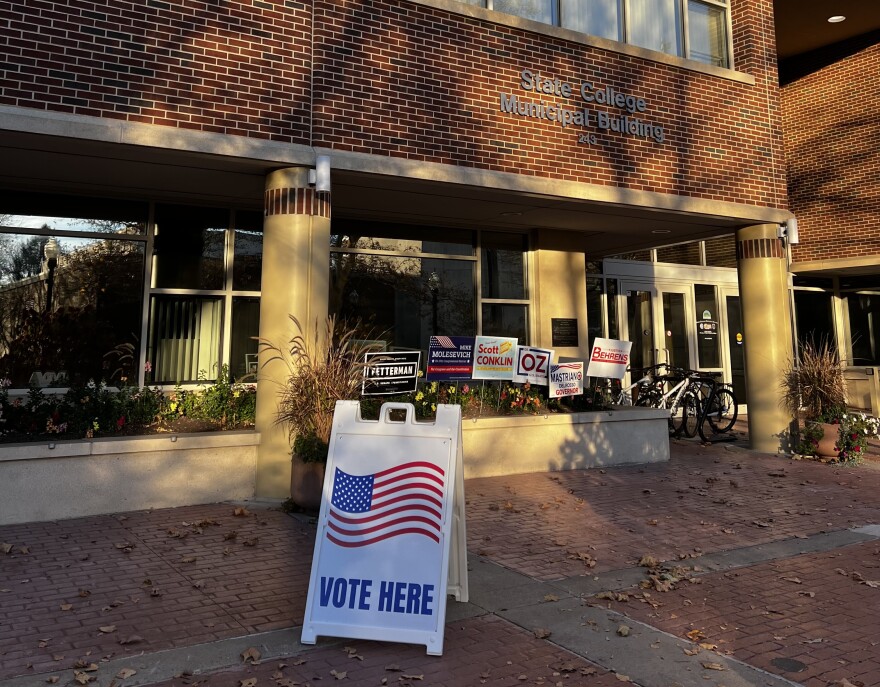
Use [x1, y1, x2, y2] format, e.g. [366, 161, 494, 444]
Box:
[499, 68, 666, 145]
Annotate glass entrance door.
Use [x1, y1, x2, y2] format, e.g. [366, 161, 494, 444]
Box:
[661, 291, 691, 370]
[624, 286, 656, 373]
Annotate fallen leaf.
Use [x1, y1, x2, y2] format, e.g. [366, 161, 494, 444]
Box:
[863, 580, 880, 588]
[684, 648, 700, 656]
[543, 594, 559, 603]
[799, 591, 816, 597]
[702, 662, 726, 671]
[639, 555, 659, 568]
[752, 520, 771, 528]
[698, 642, 718, 650]
[401, 676, 423, 681]
[614, 674, 631, 682]
[118, 635, 143, 646]
[18, 545, 30, 554]
[74, 672, 94, 685]
[46, 677, 60, 684]
[98, 625, 117, 634]
[533, 628, 552, 639]
[385, 664, 402, 672]
[239, 680, 257, 687]
[233, 507, 251, 517]
[1, 543, 13, 554]
[276, 680, 299, 687]
[783, 577, 802, 584]
[241, 647, 262, 665]
[192, 581, 205, 589]
[686, 629, 706, 641]
[78, 589, 91, 598]
[243, 538, 259, 547]
[181, 556, 197, 563]
[617, 625, 631, 637]
[60, 604, 73, 611]
[224, 531, 238, 541]
[114, 542, 135, 551]
[330, 669, 347, 680]
[116, 669, 137, 679]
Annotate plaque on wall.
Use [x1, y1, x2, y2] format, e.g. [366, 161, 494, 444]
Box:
[551, 318, 579, 347]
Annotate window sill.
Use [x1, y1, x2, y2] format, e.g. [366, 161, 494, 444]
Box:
[407, 0, 756, 86]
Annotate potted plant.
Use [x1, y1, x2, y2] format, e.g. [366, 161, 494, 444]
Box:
[261, 315, 375, 510]
[781, 339, 847, 458]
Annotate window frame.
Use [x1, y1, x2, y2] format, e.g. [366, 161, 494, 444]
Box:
[473, 0, 732, 69]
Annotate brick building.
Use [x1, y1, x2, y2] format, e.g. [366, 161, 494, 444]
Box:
[0, 0, 875, 500]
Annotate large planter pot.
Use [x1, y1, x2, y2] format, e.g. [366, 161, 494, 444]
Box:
[816, 422, 840, 460]
[290, 453, 326, 511]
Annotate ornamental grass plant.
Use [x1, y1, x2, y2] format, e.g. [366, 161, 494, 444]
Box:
[262, 315, 377, 463]
[780, 339, 847, 422]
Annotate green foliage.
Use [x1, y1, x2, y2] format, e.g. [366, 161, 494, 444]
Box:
[360, 378, 610, 421]
[0, 374, 256, 442]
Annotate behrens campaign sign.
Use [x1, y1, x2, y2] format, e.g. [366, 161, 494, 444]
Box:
[301, 401, 467, 656]
[586, 338, 633, 380]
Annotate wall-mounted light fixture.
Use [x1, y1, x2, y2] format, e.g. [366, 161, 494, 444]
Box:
[777, 217, 799, 245]
[308, 155, 331, 193]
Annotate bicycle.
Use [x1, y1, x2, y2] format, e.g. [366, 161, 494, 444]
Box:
[634, 365, 705, 437]
[613, 363, 667, 406]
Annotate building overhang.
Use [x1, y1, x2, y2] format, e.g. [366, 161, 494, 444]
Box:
[0, 104, 789, 255]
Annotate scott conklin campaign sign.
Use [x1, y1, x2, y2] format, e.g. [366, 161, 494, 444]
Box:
[301, 402, 465, 655]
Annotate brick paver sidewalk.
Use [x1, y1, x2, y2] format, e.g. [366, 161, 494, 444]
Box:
[3, 437, 880, 687]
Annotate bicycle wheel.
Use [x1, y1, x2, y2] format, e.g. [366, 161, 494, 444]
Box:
[705, 387, 738, 434]
[680, 391, 701, 438]
[635, 388, 662, 408]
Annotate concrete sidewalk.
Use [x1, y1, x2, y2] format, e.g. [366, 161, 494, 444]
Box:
[3, 436, 880, 687]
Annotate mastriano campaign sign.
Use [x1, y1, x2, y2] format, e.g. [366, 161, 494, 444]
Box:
[301, 401, 467, 656]
[585, 337, 633, 380]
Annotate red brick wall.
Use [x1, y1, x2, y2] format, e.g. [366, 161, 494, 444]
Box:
[0, 0, 311, 142]
[783, 43, 880, 264]
[312, 0, 786, 208]
[0, 0, 786, 210]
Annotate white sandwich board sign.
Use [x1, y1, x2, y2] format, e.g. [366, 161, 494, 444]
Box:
[301, 401, 468, 656]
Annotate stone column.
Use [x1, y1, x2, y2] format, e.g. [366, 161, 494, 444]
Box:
[735, 223, 793, 453]
[254, 168, 330, 499]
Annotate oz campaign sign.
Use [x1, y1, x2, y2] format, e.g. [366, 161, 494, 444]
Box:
[362, 351, 421, 395]
[472, 336, 517, 380]
[427, 336, 474, 381]
[301, 402, 467, 656]
[512, 345, 553, 385]
[549, 361, 584, 397]
[586, 338, 632, 380]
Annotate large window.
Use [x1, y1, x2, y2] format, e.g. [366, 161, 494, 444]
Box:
[147, 206, 263, 385]
[466, 0, 730, 67]
[0, 192, 148, 388]
[329, 224, 529, 351]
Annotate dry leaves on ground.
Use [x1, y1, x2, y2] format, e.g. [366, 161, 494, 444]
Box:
[241, 647, 262, 665]
[533, 628, 552, 639]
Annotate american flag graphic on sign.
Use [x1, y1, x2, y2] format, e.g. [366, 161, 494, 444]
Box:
[430, 336, 456, 349]
[327, 462, 446, 548]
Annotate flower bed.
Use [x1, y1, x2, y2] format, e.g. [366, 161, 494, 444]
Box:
[0, 369, 256, 443]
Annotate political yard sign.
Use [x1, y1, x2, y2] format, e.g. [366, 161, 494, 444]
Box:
[426, 336, 474, 381]
[585, 338, 633, 380]
[549, 361, 584, 397]
[302, 401, 467, 656]
[471, 336, 517, 380]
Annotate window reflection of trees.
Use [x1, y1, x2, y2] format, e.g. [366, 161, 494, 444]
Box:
[0, 232, 144, 387]
[330, 251, 476, 350]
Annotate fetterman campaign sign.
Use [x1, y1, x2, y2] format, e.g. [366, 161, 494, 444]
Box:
[301, 401, 467, 656]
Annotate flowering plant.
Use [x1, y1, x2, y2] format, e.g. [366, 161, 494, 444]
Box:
[836, 411, 880, 464]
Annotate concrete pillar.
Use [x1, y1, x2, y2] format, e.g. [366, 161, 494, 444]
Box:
[735, 223, 793, 453]
[254, 168, 330, 499]
[532, 230, 590, 360]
